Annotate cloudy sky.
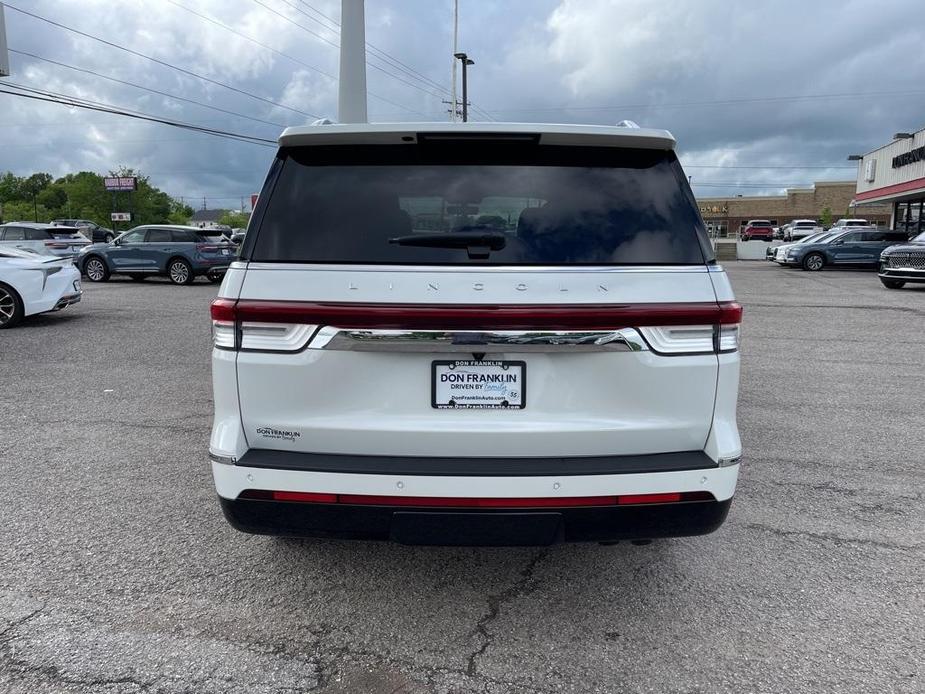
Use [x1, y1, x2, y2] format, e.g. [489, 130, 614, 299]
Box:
[2, 0, 924, 208]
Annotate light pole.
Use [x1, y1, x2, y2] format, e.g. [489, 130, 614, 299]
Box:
[454, 52, 474, 122]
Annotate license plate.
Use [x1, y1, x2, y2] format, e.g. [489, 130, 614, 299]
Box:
[432, 360, 526, 409]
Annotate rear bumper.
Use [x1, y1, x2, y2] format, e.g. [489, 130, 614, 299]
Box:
[211, 457, 739, 545]
[219, 495, 732, 545]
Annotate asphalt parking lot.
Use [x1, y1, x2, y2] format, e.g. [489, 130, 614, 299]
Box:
[1, 263, 923, 694]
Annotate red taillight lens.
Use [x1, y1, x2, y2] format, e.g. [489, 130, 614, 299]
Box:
[44, 241, 69, 249]
[210, 298, 236, 322]
[222, 300, 741, 330]
[238, 490, 715, 507]
[212, 299, 742, 354]
[197, 244, 221, 252]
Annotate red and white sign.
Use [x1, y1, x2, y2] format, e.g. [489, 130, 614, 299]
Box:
[250, 193, 259, 210]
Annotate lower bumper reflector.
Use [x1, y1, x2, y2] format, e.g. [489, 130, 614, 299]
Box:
[238, 489, 714, 508]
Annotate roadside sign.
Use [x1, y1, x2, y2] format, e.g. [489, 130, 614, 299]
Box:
[250, 193, 259, 210]
[104, 176, 137, 192]
[111, 212, 133, 222]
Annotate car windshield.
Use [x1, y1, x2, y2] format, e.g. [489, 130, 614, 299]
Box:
[249, 144, 713, 266]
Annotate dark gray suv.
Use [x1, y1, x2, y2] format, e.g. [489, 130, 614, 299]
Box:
[78, 225, 236, 284]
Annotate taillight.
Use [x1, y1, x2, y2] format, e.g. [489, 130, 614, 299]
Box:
[197, 244, 220, 252]
[210, 299, 318, 352]
[209, 299, 742, 354]
[638, 301, 741, 355]
[44, 241, 69, 249]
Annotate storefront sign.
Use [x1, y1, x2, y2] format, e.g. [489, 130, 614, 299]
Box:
[104, 176, 138, 191]
[892, 145, 925, 169]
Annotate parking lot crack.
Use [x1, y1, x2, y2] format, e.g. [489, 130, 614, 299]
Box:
[0, 606, 45, 642]
[466, 549, 549, 677]
[746, 523, 922, 552]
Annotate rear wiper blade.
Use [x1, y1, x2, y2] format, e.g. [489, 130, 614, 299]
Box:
[388, 232, 506, 260]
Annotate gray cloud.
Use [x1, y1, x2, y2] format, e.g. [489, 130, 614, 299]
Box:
[1, 0, 923, 203]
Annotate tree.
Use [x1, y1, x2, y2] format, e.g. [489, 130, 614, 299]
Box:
[168, 199, 195, 225]
[820, 206, 833, 229]
[217, 210, 250, 229]
[0, 169, 189, 226]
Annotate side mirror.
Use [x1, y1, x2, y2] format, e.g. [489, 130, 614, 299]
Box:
[112, 237, 121, 246]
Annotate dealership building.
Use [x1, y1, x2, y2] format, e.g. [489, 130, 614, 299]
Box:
[697, 181, 891, 238]
[852, 126, 925, 236]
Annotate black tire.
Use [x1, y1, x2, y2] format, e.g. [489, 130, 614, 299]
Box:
[802, 253, 825, 271]
[84, 256, 110, 282]
[167, 257, 194, 285]
[104, 233, 114, 243]
[129, 274, 147, 282]
[880, 278, 906, 289]
[207, 274, 223, 284]
[0, 282, 25, 329]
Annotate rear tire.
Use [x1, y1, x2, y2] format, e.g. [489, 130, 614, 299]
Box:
[167, 257, 194, 285]
[84, 256, 110, 282]
[0, 283, 24, 329]
[802, 253, 825, 271]
[880, 278, 905, 289]
[104, 233, 115, 243]
[207, 274, 223, 284]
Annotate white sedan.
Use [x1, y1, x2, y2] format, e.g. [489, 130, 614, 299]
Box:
[0, 247, 82, 328]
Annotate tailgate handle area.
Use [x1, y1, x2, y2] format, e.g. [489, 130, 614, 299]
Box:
[307, 327, 647, 353]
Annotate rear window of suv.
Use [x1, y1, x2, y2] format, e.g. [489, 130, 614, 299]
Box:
[247, 144, 713, 266]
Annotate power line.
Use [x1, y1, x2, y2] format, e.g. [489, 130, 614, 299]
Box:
[250, 0, 494, 121]
[164, 0, 429, 119]
[0, 82, 277, 147]
[286, 0, 450, 96]
[250, 0, 445, 100]
[480, 89, 925, 114]
[287, 0, 495, 122]
[8, 49, 288, 130]
[4, 3, 320, 120]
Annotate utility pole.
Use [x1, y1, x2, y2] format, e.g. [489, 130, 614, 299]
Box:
[450, 0, 458, 122]
[0, 3, 10, 78]
[338, 0, 368, 124]
[454, 52, 474, 122]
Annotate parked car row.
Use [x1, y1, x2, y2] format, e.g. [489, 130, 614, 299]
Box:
[747, 218, 871, 242]
[765, 225, 924, 289]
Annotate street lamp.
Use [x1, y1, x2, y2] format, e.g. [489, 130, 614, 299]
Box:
[846, 155, 862, 161]
[453, 52, 474, 122]
[893, 132, 914, 139]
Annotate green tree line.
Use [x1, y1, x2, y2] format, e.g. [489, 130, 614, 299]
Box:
[0, 169, 194, 228]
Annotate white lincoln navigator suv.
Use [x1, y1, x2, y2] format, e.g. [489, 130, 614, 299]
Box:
[209, 122, 742, 546]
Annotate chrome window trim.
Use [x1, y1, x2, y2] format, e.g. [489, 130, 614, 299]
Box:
[306, 327, 648, 353]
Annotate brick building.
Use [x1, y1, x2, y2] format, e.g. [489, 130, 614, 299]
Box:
[696, 181, 891, 237]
